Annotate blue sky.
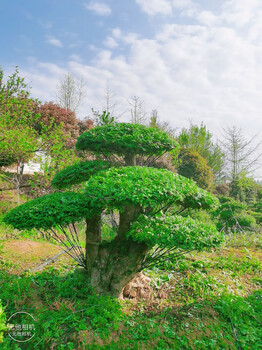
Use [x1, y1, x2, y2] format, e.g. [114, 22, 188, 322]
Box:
[1, 0, 262, 176]
[1, 0, 166, 66]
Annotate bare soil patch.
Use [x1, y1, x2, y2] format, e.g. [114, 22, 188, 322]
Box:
[1, 239, 71, 273]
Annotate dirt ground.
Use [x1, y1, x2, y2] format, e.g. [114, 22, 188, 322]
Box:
[1, 239, 72, 273]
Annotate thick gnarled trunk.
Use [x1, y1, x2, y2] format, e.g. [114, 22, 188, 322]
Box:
[84, 206, 147, 297]
[88, 238, 148, 297]
[85, 215, 102, 275]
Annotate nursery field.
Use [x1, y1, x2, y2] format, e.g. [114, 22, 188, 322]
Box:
[0, 225, 261, 350]
[1, 71, 262, 349]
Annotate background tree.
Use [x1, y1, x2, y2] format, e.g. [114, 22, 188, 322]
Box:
[178, 123, 224, 181]
[94, 85, 124, 122]
[221, 126, 262, 200]
[176, 148, 214, 190]
[149, 109, 176, 137]
[4, 123, 222, 297]
[31, 103, 94, 193]
[213, 196, 257, 233]
[0, 66, 40, 167]
[56, 72, 87, 114]
[221, 126, 262, 180]
[0, 67, 76, 200]
[229, 172, 259, 204]
[36, 102, 80, 148]
[128, 96, 147, 124]
[91, 109, 116, 127]
[100, 85, 118, 117]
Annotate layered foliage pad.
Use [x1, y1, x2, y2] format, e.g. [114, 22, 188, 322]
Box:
[3, 192, 95, 230]
[4, 165, 219, 234]
[4, 122, 221, 256]
[76, 123, 177, 156]
[128, 213, 223, 249]
[85, 166, 219, 211]
[51, 160, 111, 189]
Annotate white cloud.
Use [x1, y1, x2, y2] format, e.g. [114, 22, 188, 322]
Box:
[221, 0, 260, 27]
[197, 10, 220, 26]
[31, 16, 262, 137]
[136, 0, 173, 16]
[112, 28, 122, 39]
[69, 54, 83, 62]
[135, 0, 196, 16]
[20, 63, 65, 103]
[45, 36, 63, 48]
[84, 1, 111, 16]
[23, 0, 262, 175]
[38, 20, 53, 30]
[104, 37, 118, 49]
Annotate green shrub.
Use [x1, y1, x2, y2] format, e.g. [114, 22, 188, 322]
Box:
[251, 200, 262, 225]
[175, 148, 214, 189]
[214, 290, 262, 350]
[214, 196, 258, 232]
[0, 269, 123, 349]
[0, 300, 7, 343]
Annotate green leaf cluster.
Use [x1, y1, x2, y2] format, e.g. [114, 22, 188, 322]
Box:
[76, 123, 177, 156]
[84, 166, 218, 210]
[128, 213, 223, 249]
[51, 160, 111, 189]
[3, 192, 96, 230]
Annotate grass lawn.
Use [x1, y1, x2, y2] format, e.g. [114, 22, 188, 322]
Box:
[0, 228, 261, 349]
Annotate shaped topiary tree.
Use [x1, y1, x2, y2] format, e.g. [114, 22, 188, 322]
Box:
[4, 123, 222, 297]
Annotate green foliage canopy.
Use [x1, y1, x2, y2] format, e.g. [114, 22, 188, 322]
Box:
[84, 166, 219, 211]
[129, 213, 223, 250]
[76, 123, 177, 156]
[4, 166, 218, 233]
[3, 192, 96, 230]
[51, 160, 111, 189]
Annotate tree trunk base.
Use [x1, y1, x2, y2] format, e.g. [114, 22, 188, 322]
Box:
[86, 238, 148, 298]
